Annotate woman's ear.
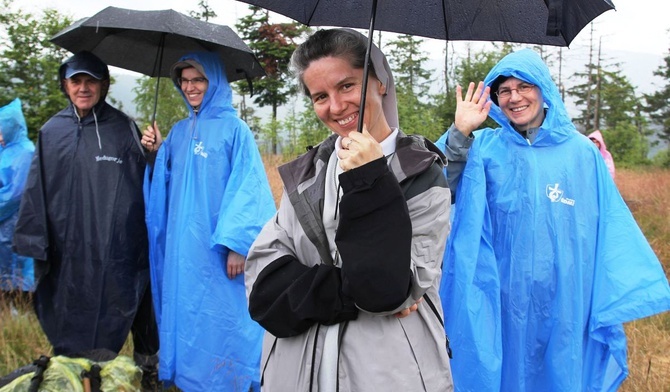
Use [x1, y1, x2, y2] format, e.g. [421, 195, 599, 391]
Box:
[378, 80, 386, 95]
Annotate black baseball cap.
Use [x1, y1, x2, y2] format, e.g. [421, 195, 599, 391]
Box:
[60, 51, 109, 80]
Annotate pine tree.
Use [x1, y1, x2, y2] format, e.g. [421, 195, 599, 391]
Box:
[569, 61, 640, 134]
[569, 49, 651, 165]
[132, 77, 187, 133]
[644, 46, 670, 144]
[434, 44, 511, 133]
[0, 0, 73, 141]
[387, 34, 443, 140]
[235, 6, 309, 154]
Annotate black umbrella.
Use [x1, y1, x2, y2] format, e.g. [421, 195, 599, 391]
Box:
[236, 0, 615, 131]
[51, 6, 266, 121]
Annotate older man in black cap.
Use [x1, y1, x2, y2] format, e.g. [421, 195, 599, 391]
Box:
[13, 51, 160, 390]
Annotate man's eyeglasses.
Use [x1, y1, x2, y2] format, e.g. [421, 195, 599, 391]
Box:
[178, 77, 208, 86]
[495, 83, 535, 100]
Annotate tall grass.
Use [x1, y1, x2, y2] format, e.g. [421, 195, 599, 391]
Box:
[0, 293, 50, 376]
[263, 154, 284, 208]
[616, 168, 670, 392]
[1, 163, 669, 391]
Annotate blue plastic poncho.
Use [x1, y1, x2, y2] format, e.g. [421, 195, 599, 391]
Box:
[0, 98, 35, 291]
[144, 52, 276, 392]
[439, 49, 670, 392]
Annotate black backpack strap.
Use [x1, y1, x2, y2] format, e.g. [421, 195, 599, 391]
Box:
[261, 336, 277, 388]
[81, 364, 102, 392]
[423, 293, 453, 359]
[27, 355, 50, 392]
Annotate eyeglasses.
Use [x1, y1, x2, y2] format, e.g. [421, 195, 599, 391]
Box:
[178, 77, 208, 86]
[495, 83, 535, 100]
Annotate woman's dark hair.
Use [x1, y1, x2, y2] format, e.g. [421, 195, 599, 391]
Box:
[290, 28, 377, 96]
[489, 75, 510, 106]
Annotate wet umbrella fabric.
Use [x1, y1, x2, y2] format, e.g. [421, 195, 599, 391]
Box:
[236, 0, 614, 46]
[51, 6, 265, 122]
[236, 0, 614, 131]
[50, 6, 265, 82]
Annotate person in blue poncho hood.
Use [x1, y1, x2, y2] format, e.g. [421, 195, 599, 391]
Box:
[141, 51, 276, 392]
[438, 49, 670, 391]
[0, 98, 35, 295]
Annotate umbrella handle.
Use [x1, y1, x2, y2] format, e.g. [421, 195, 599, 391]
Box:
[152, 77, 161, 125]
[237, 69, 254, 97]
[357, 0, 378, 133]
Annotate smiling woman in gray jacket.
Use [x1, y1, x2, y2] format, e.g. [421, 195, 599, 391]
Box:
[245, 28, 453, 392]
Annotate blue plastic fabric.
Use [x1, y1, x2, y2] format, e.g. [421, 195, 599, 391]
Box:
[435, 128, 482, 223]
[439, 49, 670, 392]
[144, 52, 276, 392]
[0, 98, 35, 291]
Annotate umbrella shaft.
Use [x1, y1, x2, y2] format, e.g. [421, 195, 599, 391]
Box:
[357, 0, 378, 133]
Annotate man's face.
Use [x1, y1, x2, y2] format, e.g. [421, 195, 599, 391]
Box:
[496, 77, 545, 130]
[63, 74, 107, 117]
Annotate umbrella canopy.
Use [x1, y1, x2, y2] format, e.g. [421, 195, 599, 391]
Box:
[51, 6, 265, 82]
[236, 0, 615, 132]
[236, 0, 615, 47]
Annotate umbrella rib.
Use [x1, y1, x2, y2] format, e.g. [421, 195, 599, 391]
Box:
[151, 33, 166, 124]
[441, 0, 448, 40]
[545, 0, 562, 37]
[307, 0, 322, 24]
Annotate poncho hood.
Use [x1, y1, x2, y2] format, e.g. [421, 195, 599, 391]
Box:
[588, 129, 608, 150]
[0, 98, 30, 146]
[484, 49, 577, 147]
[171, 51, 236, 118]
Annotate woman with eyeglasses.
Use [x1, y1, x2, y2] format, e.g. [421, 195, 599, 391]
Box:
[141, 52, 276, 391]
[437, 49, 670, 392]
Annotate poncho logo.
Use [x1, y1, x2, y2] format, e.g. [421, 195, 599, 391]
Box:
[96, 155, 123, 164]
[546, 183, 575, 206]
[193, 141, 208, 158]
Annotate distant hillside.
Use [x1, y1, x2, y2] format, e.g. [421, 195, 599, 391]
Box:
[108, 72, 141, 119]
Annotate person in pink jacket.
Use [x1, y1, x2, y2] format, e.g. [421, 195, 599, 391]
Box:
[588, 130, 616, 178]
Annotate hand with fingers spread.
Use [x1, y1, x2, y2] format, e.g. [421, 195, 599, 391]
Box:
[455, 81, 492, 137]
[337, 127, 384, 172]
[141, 121, 163, 152]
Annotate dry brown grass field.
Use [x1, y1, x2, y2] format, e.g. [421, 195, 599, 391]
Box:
[1, 160, 669, 391]
[615, 168, 670, 392]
